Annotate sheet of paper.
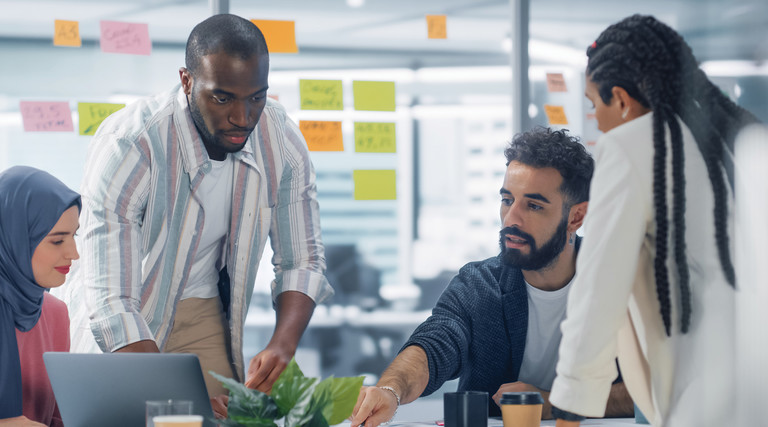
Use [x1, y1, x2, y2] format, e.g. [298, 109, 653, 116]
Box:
[100, 20, 151, 55]
[78, 102, 125, 135]
[353, 170, 397, 200]
[426, 15, 447, 39]
[250, 19, 298, 53]
[546, 72, 568, 92]
[299, 120, 344, 151]
[354, 122, 396, 153]
[353, 81, 396, 111]
[543, 104, 568, 125]
[20, 101, 74, 132]
[299, 79, 344, 110]
[54, 19, 81, 47]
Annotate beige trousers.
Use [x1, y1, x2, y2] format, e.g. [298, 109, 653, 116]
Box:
[164, 297, 236, 398]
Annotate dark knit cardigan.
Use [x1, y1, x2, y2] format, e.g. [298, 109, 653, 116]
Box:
[403, 254, 529, 416]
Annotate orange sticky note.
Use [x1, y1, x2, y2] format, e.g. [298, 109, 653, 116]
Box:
[251, 19, 298, 53]
[54, 19, 81, 47]
[353, 170, 397, 200]
[426, 15, 447, 39]
[546, 73, 568, 92]
[543, 105, 568, 125]
[300, 120, 344, 151]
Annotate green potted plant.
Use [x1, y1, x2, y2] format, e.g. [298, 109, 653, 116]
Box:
[211, 358, 364, 427]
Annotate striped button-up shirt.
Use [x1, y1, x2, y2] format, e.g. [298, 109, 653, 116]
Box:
[59, 86, 333, 379]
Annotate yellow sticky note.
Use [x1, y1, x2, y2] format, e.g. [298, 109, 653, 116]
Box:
[426, 15, 447, 39]
[251, 19, 298, 53]
[546, 73, 568, 92]
[78, 102, 125, 135]
[299, 80, 343, 111]
[353, 81, 396, 112]
[354, 170, 396, 200]
[54, 19, 81, 47]
[354, 122, 396, 153]
[543, 105, 568, 125]
[300, 120, 344, 151]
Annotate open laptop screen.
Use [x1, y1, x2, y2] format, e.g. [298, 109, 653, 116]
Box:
[44, 352, 216, 427]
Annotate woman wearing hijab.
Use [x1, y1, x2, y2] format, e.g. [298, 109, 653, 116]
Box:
[548, 15, 760, 427]
[0, 166, 80, 426]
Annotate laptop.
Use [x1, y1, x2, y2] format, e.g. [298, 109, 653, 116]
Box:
[44, 352, 216, 427]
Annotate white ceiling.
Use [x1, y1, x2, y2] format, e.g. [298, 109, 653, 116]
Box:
[0, 0, 767, 70]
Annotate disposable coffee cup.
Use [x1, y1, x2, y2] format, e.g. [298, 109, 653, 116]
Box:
[152, 415, 203, 427]
[500, 392, 543, 427]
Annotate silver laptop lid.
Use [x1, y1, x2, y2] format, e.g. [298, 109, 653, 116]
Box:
[43, 352, 216, 427]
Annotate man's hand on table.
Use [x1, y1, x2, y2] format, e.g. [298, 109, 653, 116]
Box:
[210, 395, 229, 419]
[349, 386, 398, 427]
[492, 381, 552, 419]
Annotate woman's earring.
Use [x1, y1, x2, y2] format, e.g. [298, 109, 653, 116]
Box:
[622, 108, 629, 120]
[569, 233, 575, 245]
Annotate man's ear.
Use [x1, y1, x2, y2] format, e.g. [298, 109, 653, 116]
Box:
[179, 67, 193, 95]
[567, 201, 588, 233]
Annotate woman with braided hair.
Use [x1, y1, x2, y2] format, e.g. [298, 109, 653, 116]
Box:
[548, 14, 760, 427]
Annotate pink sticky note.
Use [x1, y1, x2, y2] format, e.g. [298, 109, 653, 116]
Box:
[100, 20, 151, 55]
[19, 101, 74, 132]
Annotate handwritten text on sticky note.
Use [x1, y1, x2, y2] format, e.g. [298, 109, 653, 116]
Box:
[100, 21, 151, 55]
[543, 105, 568, 125]
[353, 170, 397, 200]
[353, 81, 396, 112]
[300, 120, 344, 151]
[54, 20, 81, 47]
[78, 102, 125, 135]
[546, 73, 568, 92]
[426, 15, 447, 39]
[20, 101, 74, 132]
[354, 122, 396, 153]
[250, 19, 298, 53]
[299, 80, 343, 110]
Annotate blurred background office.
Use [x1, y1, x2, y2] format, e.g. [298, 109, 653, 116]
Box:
[1, 0, 766, 397]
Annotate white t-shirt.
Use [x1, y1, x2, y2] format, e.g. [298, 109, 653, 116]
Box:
[517, 278, 573, 391]
[181, 156, 234, 300]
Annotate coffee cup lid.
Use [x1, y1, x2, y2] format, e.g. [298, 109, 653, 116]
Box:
[500, 392, 544, 405]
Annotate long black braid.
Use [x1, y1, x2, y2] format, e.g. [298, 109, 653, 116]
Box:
[586, 15, 760, 335]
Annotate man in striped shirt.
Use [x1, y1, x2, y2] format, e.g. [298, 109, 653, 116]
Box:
[58, 14, 333, 403]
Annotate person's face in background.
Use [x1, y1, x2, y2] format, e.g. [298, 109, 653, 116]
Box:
[499, 161, 570, 271]
[585, 75, 624, 133]
[31, 205, 80, 288]
[180, 51, 270, 161]
[585, 74, 651, 133]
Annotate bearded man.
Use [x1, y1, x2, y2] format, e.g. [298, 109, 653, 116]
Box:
[350, 127, 634, 427]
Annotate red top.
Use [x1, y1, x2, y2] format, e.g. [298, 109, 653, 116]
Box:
[15, 293, 69, 427]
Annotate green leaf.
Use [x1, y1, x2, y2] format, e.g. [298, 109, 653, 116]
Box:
[286, 385, 330, 427]
[314, 375, 365, 425]
[209, 371, 279, 421]
[230, 415, 279, 427]
[270, 358, 318, 418]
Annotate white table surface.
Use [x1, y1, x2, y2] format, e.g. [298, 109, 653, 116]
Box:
[334, 399, 641, 426]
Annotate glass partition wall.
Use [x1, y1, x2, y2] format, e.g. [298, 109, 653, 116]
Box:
[0, 0, 765, 388]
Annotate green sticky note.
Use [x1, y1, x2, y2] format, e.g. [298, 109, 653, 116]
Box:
[78, 102, 125, 135]
[354, 122, 396, 153]
[353, 170, 396, 200]
[299, 79, 343, 110]
[353, 81, 396, 111]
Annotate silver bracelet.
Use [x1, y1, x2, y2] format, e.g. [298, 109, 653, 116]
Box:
[378, 386, 400, 425]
